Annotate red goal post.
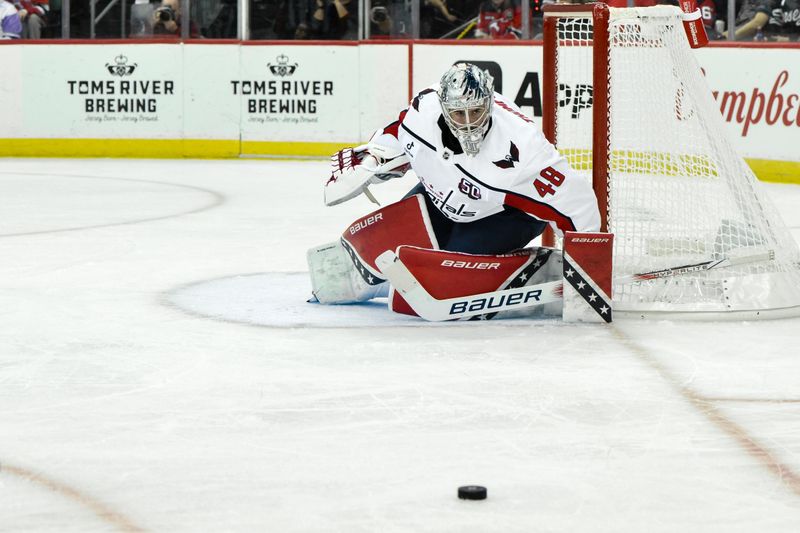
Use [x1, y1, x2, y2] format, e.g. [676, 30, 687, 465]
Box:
[542, 2, 610, 246]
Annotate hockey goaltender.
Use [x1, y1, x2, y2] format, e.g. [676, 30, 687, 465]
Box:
[307, 62, 601, 320]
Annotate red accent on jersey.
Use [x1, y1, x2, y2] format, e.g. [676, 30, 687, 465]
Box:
[388, 246, 533, 316]
[563, 232, 614, 297]
[15, 0, 49, 17]
[696, 0, 718, 28]
[533, 179, 556, 197]
[532, 166, 566, 197]
[341, 194, 437, 273]
[495, 100, 533, 123]
[382, 109, 408, 139]
[503, 193, 576, 233]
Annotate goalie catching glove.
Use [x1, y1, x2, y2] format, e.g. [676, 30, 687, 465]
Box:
[324, 143, 411, 206]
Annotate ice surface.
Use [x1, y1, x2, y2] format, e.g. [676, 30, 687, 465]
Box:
[1, 158, 799, 532]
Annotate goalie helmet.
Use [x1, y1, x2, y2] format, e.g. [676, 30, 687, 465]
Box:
[438, 63, 494, 156]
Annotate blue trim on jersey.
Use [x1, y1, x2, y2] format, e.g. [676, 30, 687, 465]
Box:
[401, 124, 437, 153]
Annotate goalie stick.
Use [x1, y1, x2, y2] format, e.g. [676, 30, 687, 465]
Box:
[618, 250, 775, 283]
[375, 249, 775, 322]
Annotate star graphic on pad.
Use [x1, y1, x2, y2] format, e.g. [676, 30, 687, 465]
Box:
[565, 268, 575, 277]
[519, 273, 528, 282]
[600, 305, 609, 314]
[577, 281, 586, 290]
[588, 293, 597, 302]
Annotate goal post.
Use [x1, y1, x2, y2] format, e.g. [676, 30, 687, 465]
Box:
[541, 3, 800, 319]
[542, 2, 610, 236]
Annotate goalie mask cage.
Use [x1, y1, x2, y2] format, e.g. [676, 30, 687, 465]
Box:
[542, 3, 800, 319]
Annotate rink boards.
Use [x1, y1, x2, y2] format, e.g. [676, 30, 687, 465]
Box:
[0, 40, 798, 182]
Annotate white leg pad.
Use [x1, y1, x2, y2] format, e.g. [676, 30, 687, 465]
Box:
[307, 241, 388, 304]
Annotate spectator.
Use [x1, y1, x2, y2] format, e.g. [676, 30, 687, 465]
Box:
[308, 0, 351, 39]
[13, 0, 48, 39]
[273, 0, 309, 39]
[272, 0, 342, 40]
[427, 0, 458, 23]
[1, 0, 21, 39]
[204, 0, 237, 38]
[734, 0, 759, 26]
[131, 0, 155, 37]
[530, 0, 548, 39]
[475, 0, 522, 39]
[294, 21, 310, 37]
[369, 0, 394, 37]
[371, 0, 444, 39]
[657, 0, 727, 39]
[421, 0, 460, 38]
[152, 0, 200, 37]
[727, 0, 800, 41]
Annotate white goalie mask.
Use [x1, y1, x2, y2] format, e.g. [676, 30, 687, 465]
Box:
[438, 63, 494, 156]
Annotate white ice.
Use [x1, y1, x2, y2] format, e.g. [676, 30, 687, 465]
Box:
[1, 158, 799, 532]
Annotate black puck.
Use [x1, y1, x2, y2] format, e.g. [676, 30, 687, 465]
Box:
[458, 485, 487, 500]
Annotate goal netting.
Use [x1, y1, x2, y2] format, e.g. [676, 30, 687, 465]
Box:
[543, 3, 800, 319]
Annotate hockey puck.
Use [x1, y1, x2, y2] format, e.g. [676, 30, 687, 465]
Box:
[458, 485, 487, 500]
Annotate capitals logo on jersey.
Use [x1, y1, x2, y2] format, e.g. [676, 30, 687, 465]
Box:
[493, 141, 520, 169]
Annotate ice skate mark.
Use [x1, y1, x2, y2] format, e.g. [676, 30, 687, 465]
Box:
[0, 460, 146, 532]
[611, 327, 800, 498]
[702, 398, 800, 403]
[0, 172, 225, 238]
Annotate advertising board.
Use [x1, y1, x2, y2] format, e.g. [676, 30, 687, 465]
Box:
[0, 40, 797, 182]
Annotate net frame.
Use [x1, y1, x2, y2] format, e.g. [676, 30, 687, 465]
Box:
[543, 3, 610, 236]
[541, 3, 800, 320]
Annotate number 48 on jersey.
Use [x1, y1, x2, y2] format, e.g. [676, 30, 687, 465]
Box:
[534, 166, 565, 198]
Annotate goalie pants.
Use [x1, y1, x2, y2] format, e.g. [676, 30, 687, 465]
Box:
[404, 184, 547, 254]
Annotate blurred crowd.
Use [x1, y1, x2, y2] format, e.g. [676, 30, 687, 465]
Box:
[1, 0, 49, 39]
[1, 0, 798, 41]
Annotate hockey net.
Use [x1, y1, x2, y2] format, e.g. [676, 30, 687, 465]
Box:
[543, 3, 800, 318]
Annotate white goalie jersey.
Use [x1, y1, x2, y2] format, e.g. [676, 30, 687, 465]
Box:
[372, 86, 601, 236]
